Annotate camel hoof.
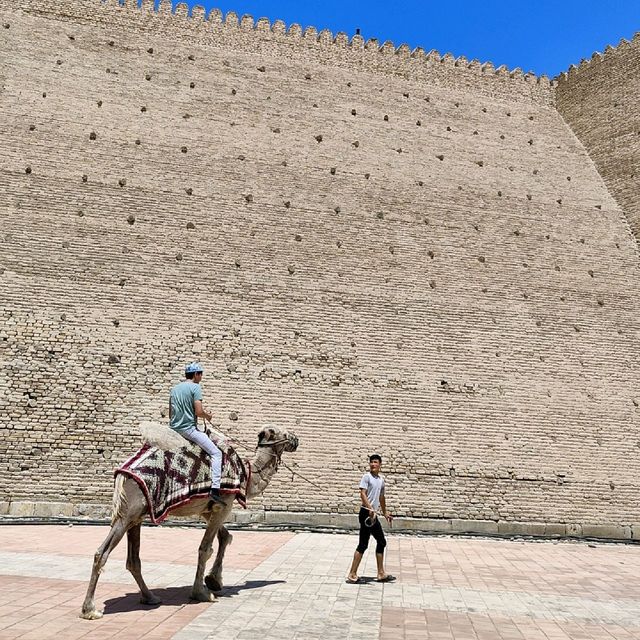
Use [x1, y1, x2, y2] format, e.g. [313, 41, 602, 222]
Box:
[141, 594, 161, 606]
[80, 608, 103, 620]
[190, 589, 216, 603]
[205, 575, 222, 592]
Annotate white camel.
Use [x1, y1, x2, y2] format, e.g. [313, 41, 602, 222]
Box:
[80, 425, 298, 620]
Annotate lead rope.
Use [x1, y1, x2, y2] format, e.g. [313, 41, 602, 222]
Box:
[203, 420, 392, 526]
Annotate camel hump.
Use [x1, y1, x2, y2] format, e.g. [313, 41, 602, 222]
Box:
[140, 421, 185, 450]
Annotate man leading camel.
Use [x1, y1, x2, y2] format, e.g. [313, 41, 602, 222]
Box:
[346, 454, 395, 584]
[169, 362, 224, 505]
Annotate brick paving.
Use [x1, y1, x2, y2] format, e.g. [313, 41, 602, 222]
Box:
[1, 525, 640, 639]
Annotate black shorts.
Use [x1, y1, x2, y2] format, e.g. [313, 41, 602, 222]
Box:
[356, 507, 387, 554]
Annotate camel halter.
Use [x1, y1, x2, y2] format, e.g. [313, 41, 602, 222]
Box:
[203, 419, 293, 476]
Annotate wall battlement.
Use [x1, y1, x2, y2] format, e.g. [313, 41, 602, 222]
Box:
[557, 32, 640, 83]
[12, 0, 555, 105]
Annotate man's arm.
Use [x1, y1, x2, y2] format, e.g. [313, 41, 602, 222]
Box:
[359, 488, 375, 516]
[380, 495, 392, 524]
[194, 400, 212, 422]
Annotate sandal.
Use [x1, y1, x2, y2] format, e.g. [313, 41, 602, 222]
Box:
[345, 576, 361, 584]
[375, 575, 396, 583]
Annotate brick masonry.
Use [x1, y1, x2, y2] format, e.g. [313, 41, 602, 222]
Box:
[0, 0, 639, 537]
[556, 35, 640, 236]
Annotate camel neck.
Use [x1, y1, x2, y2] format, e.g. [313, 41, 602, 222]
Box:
[247, 447, 279, 499]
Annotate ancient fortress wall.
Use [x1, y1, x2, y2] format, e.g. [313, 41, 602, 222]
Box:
[556, 35, 640, 236]
[1, 0, 640, 536]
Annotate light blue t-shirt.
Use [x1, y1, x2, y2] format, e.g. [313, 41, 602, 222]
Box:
[169, 381, 203, 432]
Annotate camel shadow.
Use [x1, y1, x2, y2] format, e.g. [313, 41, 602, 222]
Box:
[103, 586, 195, 615]
[102, 581, 286, 614]
[217, 579, 286, 597]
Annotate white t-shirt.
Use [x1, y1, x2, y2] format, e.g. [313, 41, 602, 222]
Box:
[359, 472, 385, 510]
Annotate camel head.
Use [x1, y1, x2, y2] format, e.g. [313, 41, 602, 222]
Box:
[257, 426, 299, 454]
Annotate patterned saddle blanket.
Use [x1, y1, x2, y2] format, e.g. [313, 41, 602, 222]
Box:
[115, 426, 250, 524]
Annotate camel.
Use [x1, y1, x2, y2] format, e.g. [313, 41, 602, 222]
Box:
[80, 426, 299, 620]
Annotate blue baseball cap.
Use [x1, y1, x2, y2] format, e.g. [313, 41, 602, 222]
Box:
[185, 362, 204, 374]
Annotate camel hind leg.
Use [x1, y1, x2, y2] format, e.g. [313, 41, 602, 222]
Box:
[126, 523, 161, 605]
[80, 476, 148, 620]
[80, 517, 128, 619]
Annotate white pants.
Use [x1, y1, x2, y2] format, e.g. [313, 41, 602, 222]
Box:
[181, 426, 222, 489]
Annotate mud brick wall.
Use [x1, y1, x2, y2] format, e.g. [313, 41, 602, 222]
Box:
[1, 0, 639, 531]
[556, 35, 640, 236]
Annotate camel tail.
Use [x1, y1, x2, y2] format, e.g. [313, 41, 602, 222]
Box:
[111, 474, 127, 524]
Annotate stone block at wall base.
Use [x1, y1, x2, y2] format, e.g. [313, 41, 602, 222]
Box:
[8, 501, 35, 517]
[544, 523, 567, 537]
[581, 524, 631, 540]
[33, 502, 74, 518]
[0, 502, 9, 516]
[498, 521, 547, 537]
[72, 503, 112, 519]
[451, 519, 499, 535]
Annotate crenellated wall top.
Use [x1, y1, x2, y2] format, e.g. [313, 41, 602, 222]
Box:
[12, 0, 557, 104]
[556, 31, 640, 84]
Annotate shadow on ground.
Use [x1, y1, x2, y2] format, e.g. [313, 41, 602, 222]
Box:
[102, 580, 287, 614]
[103, 586, 193, 614]
[219, 580, 286, 597]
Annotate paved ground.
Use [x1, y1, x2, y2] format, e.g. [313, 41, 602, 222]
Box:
[0, 524, 639, 639]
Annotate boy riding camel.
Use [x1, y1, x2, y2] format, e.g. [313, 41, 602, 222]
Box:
[169, 362, 225, 505]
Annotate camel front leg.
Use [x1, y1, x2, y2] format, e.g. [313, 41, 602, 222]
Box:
[80, 518, 128, 619]
[126, 523, 161, 605]
[191, 518, 219, 602]
[205, 526, 233, 592]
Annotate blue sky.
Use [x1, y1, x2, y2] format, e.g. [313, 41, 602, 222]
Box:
[175, 0, 640, 77]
